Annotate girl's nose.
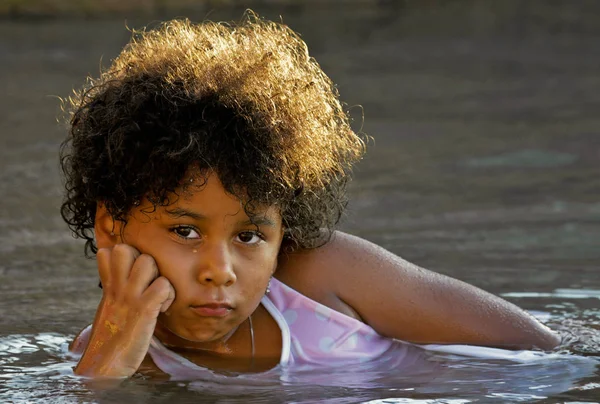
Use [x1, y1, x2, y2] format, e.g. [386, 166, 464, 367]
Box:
[196, 242, 236, 287]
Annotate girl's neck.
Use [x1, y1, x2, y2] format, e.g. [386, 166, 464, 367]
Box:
[153, 304, 281, 373]
[153, 320, 248, 356]
[153, 318, 261, 373]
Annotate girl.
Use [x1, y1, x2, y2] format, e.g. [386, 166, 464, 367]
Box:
[61, 14, 559, 379]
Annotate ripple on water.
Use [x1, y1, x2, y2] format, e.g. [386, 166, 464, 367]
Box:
[503, 289, 600, 300]
[0, 331, 598, 403]
[503, 289, 600, 360]
[0, 333, 92, 403]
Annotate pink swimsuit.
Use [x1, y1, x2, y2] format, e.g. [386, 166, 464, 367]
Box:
[263, 277, 396, 367]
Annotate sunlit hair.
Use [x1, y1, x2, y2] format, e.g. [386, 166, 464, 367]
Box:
[60, 13, 366, 256]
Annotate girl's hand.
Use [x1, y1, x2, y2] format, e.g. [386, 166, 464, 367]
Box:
[74, 244, 176, 378]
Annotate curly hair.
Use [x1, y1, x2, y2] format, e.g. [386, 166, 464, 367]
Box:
[60, 13, 366, 256]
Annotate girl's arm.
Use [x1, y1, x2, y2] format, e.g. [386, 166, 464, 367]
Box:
[277, 231, 560, 350]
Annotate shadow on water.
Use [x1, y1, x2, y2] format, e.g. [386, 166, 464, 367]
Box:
[0, 1, 599, 402]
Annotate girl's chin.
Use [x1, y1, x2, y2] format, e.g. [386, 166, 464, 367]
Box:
[156, 317, 233, 344]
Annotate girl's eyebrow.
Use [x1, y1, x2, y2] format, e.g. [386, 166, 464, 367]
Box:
[165, 207, 277, 227]
[165, 207, 205, 220]
[239, 217, 277, 227]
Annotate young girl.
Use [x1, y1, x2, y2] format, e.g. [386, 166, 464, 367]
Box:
[61, 14, 559, 379]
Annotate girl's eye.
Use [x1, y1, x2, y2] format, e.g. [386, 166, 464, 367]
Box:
[172, 226, 200, 240]
[236, 231, 264, 245]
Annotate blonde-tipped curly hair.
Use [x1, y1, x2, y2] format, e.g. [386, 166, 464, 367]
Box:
[60, 13, 366, 255]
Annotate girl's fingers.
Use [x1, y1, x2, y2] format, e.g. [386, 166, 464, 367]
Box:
[160, 280, 176, 313]
[128, 254, 160, 297]
[109, 244, 140, 294]
[97, 243, 172, 313]
[96, 248, 112, 289]
[142, 276, 176, 313]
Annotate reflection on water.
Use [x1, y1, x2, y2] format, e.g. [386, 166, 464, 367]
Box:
[1, 1, 600, 402]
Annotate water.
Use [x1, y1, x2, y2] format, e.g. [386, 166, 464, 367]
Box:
[1, 2, 599, 402]
[0, 331, 598, 403]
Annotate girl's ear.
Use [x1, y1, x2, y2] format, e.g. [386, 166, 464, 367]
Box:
[95, 202, 119, 249]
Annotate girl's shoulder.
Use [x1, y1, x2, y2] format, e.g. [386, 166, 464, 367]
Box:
[275, 231, 369, 321]
[276, 230, 388, 284]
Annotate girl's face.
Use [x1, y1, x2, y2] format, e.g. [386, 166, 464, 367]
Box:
[118, 171, 284, 345]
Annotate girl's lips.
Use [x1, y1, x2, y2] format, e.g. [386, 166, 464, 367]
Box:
[190, 304, 232, 317]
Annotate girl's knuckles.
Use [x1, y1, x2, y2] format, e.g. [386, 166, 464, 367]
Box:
[112, 244, 140, 261]
[129, 263, 155, 280]
[111, 243, 131, 255]
[152, 276, 171, 291]
[96, 248, 111, 261]
[135, 254, 157, 268]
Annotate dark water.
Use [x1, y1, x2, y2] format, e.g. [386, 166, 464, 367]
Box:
[1, 2, 599, 402]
